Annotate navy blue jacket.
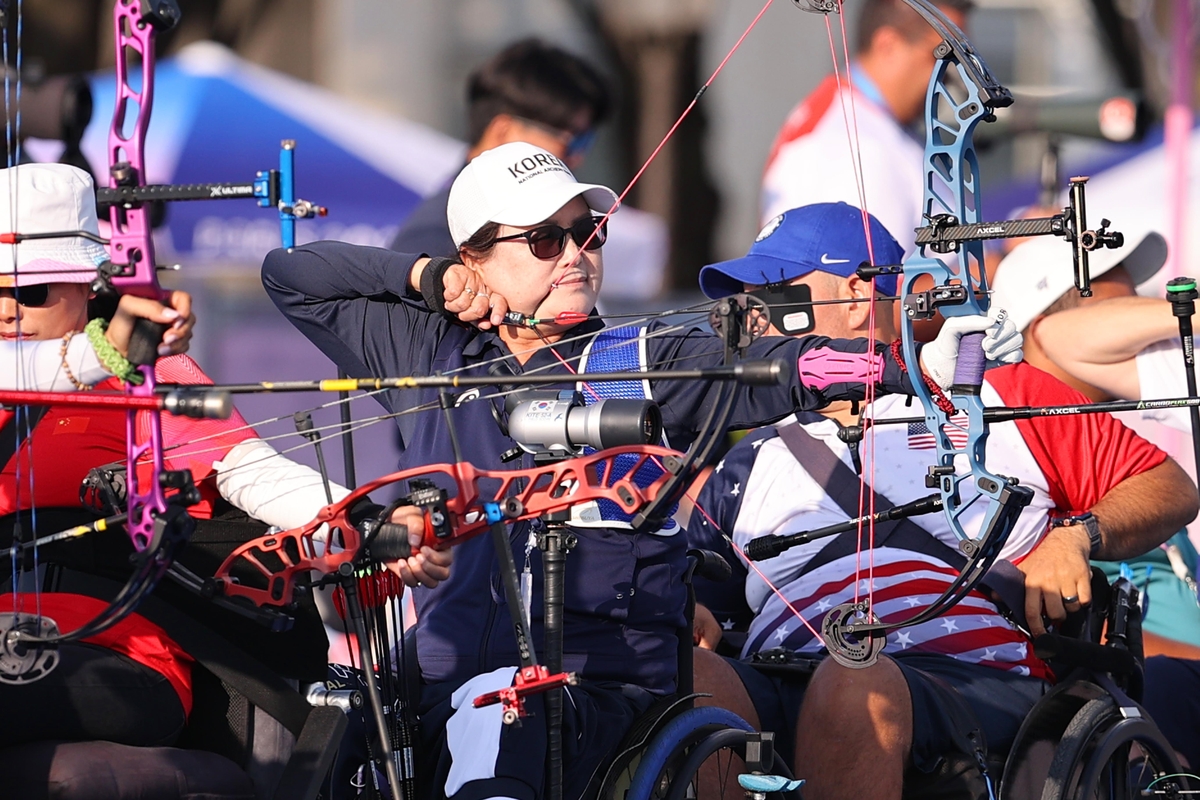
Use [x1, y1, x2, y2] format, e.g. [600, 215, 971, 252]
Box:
[262, 241, 916, 693]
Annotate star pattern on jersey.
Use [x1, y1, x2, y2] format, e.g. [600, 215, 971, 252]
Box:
[773, 623, 793, 642]
[982, 648, 997, 661]
[1014, 642, 1027, 659]
[941, 618, 958, 633]
[715, 459, 725, 473]
[730, 483, 740, 497]
[751, 438, 766, 449]
[903, 596, 922, 608]
[895, 631, 914, 647]
[815, 598, 833, 612]
[721, 618, 735, 630]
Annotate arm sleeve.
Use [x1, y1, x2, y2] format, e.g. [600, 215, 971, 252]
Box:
[261, 241, 443, 385]
[0, 334, 109, 390]
[990, 362, 1168, 514]
[646, 322, 915, 443]
[213, 438, 351, 531]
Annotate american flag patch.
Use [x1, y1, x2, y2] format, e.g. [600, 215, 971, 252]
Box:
[907, 415, 970, 450]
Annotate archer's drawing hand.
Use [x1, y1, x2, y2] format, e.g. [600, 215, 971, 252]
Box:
[442, 264, 509, 331]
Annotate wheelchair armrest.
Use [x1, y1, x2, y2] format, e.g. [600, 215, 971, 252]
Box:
[1032, 633, 1137, 676]
[686, 549, 732, 584]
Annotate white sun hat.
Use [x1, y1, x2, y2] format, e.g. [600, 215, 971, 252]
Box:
[991, 228, 1167, 333]
[0, 163, 108, 287]
[446, 142, 619, 248]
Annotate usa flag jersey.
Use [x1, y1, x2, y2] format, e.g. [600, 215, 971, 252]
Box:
[688, 363, 1166, 681]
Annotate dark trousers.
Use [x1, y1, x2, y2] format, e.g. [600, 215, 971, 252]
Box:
[0, 642, 186, 748]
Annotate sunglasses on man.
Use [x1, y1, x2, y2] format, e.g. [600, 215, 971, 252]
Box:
[492, 216, 608, 260]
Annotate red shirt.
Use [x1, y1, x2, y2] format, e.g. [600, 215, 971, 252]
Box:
[0, 354, 254, 517]
[1, 355, 256, 712]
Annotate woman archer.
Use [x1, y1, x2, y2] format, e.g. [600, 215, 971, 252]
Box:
[262, 141, 1022, 800]
[0, 163, 449, 770]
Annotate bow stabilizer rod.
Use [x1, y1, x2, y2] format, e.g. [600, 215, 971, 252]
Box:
[0, 388, 231, 418]
[171, 359, 785, 395]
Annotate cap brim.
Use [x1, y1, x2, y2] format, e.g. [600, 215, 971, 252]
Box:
[699, 254, 818, 299]
[490, 182, 619, 229]
[5, 260, 98, 286]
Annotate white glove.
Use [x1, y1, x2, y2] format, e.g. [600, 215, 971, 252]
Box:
[920, 307, 1023, 390]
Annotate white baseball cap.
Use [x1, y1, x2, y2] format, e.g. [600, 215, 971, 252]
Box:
[0, 163, 108, 287]
[991, 229, 1167, 332]
[446, 142, 619, 248]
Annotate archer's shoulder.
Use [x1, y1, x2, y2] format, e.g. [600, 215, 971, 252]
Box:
[152, 354, 213, 386]
[984, 361, 1090, 407]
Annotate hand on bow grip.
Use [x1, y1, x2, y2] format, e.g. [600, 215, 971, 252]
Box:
[920, 307, 1022, 391]
[211, 444, 681, 609]
[106, 290, 195, 364]
[367, 504, 453, 589]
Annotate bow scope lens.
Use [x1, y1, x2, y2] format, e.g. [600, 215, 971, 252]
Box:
[506, 390, 662, 456]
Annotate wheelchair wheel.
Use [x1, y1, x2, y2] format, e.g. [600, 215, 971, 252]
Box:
[602, 706, 794, 800]
[1041, 696, 1188, 800]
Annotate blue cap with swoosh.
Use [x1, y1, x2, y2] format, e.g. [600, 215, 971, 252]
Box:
[699, 202, 904, 299]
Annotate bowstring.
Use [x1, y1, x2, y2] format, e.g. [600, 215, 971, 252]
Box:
[684, 484, 824, 644]
[823, 1, 883, 617]
[543, 0, 775, 290]
[3, 0, 14, 615]
[4, 0, 38, 621]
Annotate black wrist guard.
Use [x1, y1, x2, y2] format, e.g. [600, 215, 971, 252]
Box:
[419, 256, 461, 317]
[348, 497, 386, 528]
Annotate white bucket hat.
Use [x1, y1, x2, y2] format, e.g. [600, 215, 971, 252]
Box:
[991, 228, 1167, 333]
[446, 142, 619, 248]
[0, 163, 108, 287]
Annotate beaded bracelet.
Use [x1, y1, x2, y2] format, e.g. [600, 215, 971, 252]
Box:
[59, 330, 91, 390]
[84, 317, 144, 385]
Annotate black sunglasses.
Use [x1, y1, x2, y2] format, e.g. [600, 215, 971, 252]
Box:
[492, 216, 608, 260]
[0, 284, 51, 307]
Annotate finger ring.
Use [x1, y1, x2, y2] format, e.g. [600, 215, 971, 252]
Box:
[1062, 595, 1079, 604]
[478, 291, 490, 299]
[463, 287, 476, 296]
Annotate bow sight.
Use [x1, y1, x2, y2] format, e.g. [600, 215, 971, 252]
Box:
[911, 177, 1124, 297]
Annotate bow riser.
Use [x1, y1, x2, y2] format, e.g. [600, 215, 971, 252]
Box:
[103, 0, 182, 554]
[214, 444, 680, 609]
[107, 0, 174, 293]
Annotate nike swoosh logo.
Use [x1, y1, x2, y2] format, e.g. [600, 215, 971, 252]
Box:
[821, 254, 850, 264]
